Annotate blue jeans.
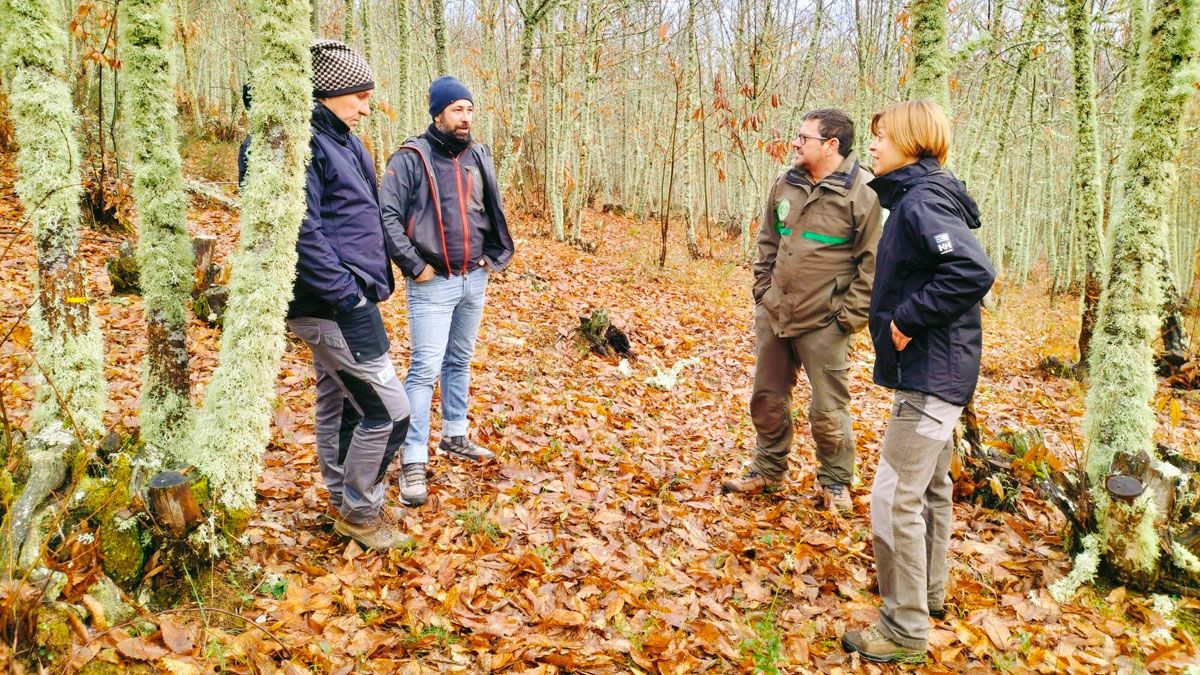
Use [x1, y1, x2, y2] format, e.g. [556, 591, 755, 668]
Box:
[403, 267, 489, 464]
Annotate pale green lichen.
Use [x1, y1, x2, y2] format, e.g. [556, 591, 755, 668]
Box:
[27, 306, 108, 438]
[120, 0, 197, 464]
[1172, 542, 1200, 573]
[1129, 491, 1161, 572]
[907, 0, 950, 108]
[181, 0, 313, 514]
[1083, 0, 1199, 486]
[5, 0, 109, 438]
[646, 358, 700, 391]
[1049, 533, 1100, 603]
[1151, 595, 1177, 633]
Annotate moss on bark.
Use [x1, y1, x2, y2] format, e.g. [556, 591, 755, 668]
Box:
[181, 0, 313, 514]
[120, 0, 196, 466]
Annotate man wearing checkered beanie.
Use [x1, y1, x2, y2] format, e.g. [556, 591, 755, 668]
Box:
[240, 40, 410, 550]
[378, 77, 515, 509]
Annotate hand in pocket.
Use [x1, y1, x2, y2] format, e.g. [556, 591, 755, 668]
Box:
[335, 301, 390, 362]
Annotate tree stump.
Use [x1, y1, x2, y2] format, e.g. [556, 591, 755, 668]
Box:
[147, 470, 203, 537]
[579, 309, 633, 358]
[105, 241, 141, 295]
[192, 233, 219, 294]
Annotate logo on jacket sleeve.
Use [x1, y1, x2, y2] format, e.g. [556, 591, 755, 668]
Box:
[933, 232, 954, 254]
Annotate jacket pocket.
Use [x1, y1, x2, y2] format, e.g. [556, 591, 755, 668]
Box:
[335, 302, 390, 362]
[467, 167, 485, 212]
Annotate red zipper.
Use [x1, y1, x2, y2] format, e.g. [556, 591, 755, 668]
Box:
[399, 147, 449, 275]
[452, 156, 471, 274]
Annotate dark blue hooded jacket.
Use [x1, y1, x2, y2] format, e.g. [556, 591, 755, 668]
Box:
[867, 157, 996, 406]
[239, 103, 394, 319]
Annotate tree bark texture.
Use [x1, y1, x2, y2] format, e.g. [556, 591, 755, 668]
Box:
[1065, 0, 1106, 372]
[182, 0, 314, 513]
[1081, 0, 1199, 584]
[5, 0, 109, 438]
[907, 0, 950, 108]
[121, 0, 197, 465]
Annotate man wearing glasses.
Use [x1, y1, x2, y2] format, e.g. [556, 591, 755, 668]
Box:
[723, 108, 881, 515]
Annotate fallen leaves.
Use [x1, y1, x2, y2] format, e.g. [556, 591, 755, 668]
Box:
[1, 149, 1199, 672]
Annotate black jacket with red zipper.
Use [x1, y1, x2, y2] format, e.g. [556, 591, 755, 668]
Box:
[379, 130, 514, 278]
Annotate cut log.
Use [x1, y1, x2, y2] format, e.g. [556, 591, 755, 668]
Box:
[192, 233, 220, 294]
[147, 470, 203, 537]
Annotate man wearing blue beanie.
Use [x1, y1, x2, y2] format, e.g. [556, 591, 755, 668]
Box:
[379, 76, 514, 508]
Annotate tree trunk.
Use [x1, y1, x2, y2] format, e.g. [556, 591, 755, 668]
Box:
[121, 0, 197, 466]
[906, 0, 949, 108]
[432, 0, 448, 75]
[6, 0, 109, 438]
[1058, 0, 1200, 599]
[181, 0, 314, 515]
[496, 0, 564, 189]
[394, 0, 413, 135]
[1065, 0, 1105, 374]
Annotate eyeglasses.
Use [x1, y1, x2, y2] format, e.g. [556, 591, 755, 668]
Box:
[795, 133, 829, 145]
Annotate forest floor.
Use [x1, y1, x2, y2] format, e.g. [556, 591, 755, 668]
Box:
[2, 145, 1200, 674]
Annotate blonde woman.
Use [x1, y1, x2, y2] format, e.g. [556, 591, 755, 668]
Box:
[841, 100, 995, 663]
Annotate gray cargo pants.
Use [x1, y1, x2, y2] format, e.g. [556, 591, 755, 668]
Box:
[288, 308, 410, 525]
[750, 307, 855, 487]
[870, 389, 960, 648]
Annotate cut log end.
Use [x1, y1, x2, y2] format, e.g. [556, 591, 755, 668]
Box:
[147, 470, 203, 537]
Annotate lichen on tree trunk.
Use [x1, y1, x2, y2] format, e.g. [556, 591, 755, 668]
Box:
[1062, 0, 1200, 597]
[180, 0, 313, 514]
[1065, 0, 1106, 374]
[121, 0, 197, 467]
[5, 0, 109, 438]
[906, 0, 950, 108]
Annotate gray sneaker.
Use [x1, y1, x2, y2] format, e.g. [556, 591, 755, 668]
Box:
[439, 435, 495, 461]
[399, 462, 427, 507]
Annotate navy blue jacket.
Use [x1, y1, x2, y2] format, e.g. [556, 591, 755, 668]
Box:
[380, 134, 514, 278]
[867, 157, 996, 405]
[266, 103, 394, 319]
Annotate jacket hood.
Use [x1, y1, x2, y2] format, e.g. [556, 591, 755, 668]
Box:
[869, 156, 981, 230]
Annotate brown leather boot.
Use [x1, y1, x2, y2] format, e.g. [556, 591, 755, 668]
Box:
[333, 516, 410, 550]
[721, 470, 782, 494]
[841, 625, 925, 664]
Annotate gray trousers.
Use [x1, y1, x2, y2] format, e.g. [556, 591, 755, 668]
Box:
[750, 307, 855, 487]
[870, 390, 960, 648]
[288, 314, 410, 524]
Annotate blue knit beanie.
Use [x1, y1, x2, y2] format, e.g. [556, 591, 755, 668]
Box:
[428, 76, 473, 117]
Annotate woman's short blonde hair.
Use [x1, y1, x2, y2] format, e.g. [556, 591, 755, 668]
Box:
[870, 99, 951, 166]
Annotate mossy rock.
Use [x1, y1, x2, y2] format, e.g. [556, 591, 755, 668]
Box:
[34, 604, 76, 664]
[99, 514, 147, 589]
[79, 655, 156, 675]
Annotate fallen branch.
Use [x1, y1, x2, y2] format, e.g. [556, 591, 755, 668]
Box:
[185, 180, 240, 210]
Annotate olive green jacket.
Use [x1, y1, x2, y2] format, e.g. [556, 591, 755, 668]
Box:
[753, 152, 882, 338]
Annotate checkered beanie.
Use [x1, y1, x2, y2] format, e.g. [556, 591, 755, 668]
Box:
[311, 40, 374, 98]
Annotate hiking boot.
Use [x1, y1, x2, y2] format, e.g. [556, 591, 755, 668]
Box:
[439, 435, 495, 461]
[399, 462, 427, 507]
[821, 483, 853, 515]
[324, 503, 343, 523]
[841, 625, 926, 664]
[929, 604, 946, 620]
[721, 469, 782, 495]
[333, 516, 409, 550]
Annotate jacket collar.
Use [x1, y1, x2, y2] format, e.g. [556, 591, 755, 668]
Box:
[312, 102, 351, 138]
[868, 156, 942, 209]
[784, 151, 860, 194]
